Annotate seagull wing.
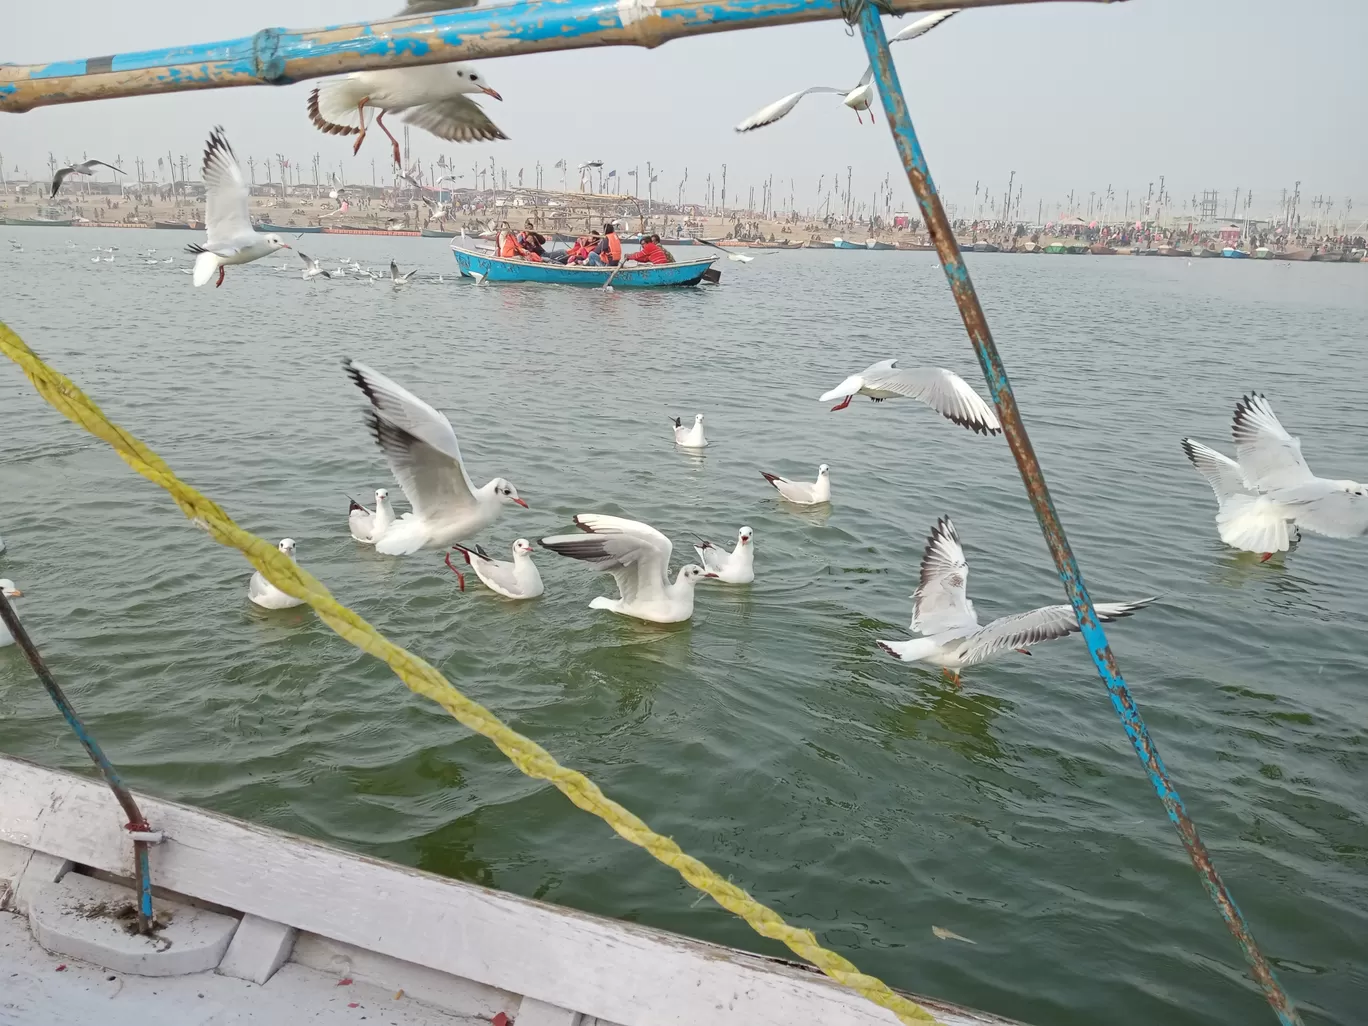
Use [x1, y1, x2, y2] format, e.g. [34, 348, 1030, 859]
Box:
[1231, 393, 1315, 492]
[1181, 438, 1251, 509]
[542, 517, 673, 605]
[400, 97, 508, 144]
[861, 362, 1001, 435]
[455, 544, 524, 597]
[201, 127, 254, 251]
[887, 7, 960, 43]
[85, 160, 125, 175]
[734, 87, 848, 132]
[911, 517, 979, 636]
[50, 167, 73, 197]
[298, 250, 321, 271]
[964, 599, 1154, 664]
[693, 541, 729, 573]
[1276, 485, 1368, 539]
[345, 359, 478, 517]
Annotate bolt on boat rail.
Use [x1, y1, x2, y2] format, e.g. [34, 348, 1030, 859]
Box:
[1, 0, 1302, 1023]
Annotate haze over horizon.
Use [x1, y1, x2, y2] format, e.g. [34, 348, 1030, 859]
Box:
[5, 0, 1366, 225]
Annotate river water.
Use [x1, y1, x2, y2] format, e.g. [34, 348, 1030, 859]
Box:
[1, 228, 1365, 1026]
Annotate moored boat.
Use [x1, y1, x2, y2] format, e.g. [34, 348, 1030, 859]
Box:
[866, 239, 897, 250]
[452, 246, 716, 287]
[1, 217, 74, 227]
[255, 222, 323, 233]
[973, 241, 1001, 253]
[154, 219, 205, 230]
[1274, 247, 1312, 260]
[1090, 243, 1117, 255]
[1252, 246, 1273, 259]
[1310, 250, 1344, 262]
[831, 237, 864, 250]
[1221, 247, 1249, 258]
[421, 227, 458, 238]
[806, 240, 835, 249]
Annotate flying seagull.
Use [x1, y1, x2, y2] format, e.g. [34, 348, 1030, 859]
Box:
[51, 159, 125, 197]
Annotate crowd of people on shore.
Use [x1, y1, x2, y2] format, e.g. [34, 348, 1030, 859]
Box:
[497, 221, 676, 266]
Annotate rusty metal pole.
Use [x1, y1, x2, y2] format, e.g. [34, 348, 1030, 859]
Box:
[0, 592, 157, 934]
[853, 5, 1301, 1024]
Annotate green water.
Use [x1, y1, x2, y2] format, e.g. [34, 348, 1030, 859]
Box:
[1, 229, 1365, 1025]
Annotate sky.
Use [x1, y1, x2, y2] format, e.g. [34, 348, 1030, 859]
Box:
[4, 0, 1366, 225]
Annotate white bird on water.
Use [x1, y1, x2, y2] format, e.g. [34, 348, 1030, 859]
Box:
[187, 127, 291, 287]
[345, 359, 528, 555]
[761, 464, 831, 505]
[541, 514, 717, 624]
[0, 579, 23, 648]
[819, 359, 1000, 435]
[1229, 392, 1368, 541]
[390, 259, 418, 286]
[248, 539, 307, 610]
[1180, 438, 1299, 560]
[876, 517, 1154, 687]
[694, 527, 755, 583]
[446, 539, 544, 598]
[734, 10, 959, 132]
[671, 413, 708, 448]
[308, 1, 505, 166]
[348, 487, 397, 545]
[51, 159, 125, 197]
[298, 251, 332, 281]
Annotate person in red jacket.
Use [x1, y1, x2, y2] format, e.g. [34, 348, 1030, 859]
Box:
[624, 236, 669, 264]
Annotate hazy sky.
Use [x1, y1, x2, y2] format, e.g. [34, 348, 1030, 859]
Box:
[6, 0, 1366, 223]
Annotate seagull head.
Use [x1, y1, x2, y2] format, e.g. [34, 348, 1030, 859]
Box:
[512, 539, 535, 557]
[0, 579, 22, 599]
[493, 479, 529, 508]
[452, 65, 502, 101]
[679, 564, 714, 584]
[818, 464, 830, 477]
[278, 538, 297, 558]
[263, 234, 292, 252]
[694, 413, 704, 424]
[738, 526, 754, 546]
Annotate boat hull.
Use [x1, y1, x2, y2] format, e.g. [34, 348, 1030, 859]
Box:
[256, 222, 323, 233]
[421, 228, 458, 238]
[154, 219, 205, 230]
[831, 238, 864, 250]
[452, 247, 715, 287]
[2, 217, 74, 227]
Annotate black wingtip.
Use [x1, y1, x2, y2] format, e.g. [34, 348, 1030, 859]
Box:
[760, 471, 780, 486]
[347, 496, 367, 514]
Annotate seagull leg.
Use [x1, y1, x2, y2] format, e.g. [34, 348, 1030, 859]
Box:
[351, 97, 371, 156]
[376, 111, 402, 167]
[940, 668, 962, 689]
[830, 395, 853, 412]
[855, 109, 863, 125]
[214, 265, 226, 288]
[443, 551, 467, 592]
[1259, 552, 1274, 563]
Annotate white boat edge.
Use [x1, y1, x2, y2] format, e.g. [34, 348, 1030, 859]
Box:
[0, 753, 1024, 1026]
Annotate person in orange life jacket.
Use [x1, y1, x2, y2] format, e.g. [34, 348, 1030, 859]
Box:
[587, 223, 621, 266]
[518, 219, 547, 257]
[500, 229, 542, 262]
[624, 235, 669, 265]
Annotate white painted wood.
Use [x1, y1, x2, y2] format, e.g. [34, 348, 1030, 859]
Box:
[516, 996, 582, 1026]
[27, 870, 238, 976]
[0, 837, 34, 910]
[11, 850, 71, 914]
[218, 912, 298, 984]
[0, 755, 1020, 1026]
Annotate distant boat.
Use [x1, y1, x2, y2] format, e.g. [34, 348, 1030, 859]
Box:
[972, 241, 1001, 253]
[898, 240, 937, 251]
[1273, 247, 1312, 261]
[1089, 243, 1117, 255]
[1252, 246, 1274, 259]
[2, 217, 74, 227]
[866, 239, 897, 251]
[806, 240, 835, 249]
[256, 222, 323, 233]
[452, 246, 717, 287]
[1191, 246, 1219, 258]
[1221, 247, 1249, 259]
[154, 219, 205, 230]
[831, 238, 864, 250]
[421, 228, 458, 238]
[660, 237, 698, 246]
[1309, 250, 1344, 262]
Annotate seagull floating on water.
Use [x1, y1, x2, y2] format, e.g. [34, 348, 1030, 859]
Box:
[298, 251, 332, 281]
[671, 413, 708, 448]
[348, 487, 396, 545]
[187, 127, 290, 287]
[876, 517, 1154, 687]
[345, 359, 527, 555]
[694, 527, 755, 583]
[819, 359, 1000, 434]
[734, 10, 959, 132]
[761, 464, 831, 505]
[308, 1, 505, 166]
[446, 539, 544, 598]
[0, 579, 23, 648]
[51, 159, 125, 197]
[541, 514, 716, 623]
[248, 539, 307, 610]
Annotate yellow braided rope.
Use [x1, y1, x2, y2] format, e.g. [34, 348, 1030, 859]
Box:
[1, 321, 939, 1024]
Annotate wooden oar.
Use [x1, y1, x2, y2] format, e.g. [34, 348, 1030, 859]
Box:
[601, 257, 628, 291]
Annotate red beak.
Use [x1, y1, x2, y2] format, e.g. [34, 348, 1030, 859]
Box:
[513, 497, 528, 508]
[481, 86, 503, 101]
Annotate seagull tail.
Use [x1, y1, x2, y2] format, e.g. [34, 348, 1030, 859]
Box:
[191, 249, 222, 288]
[309, 82, 365, 137]
[760, 472, 783, 488]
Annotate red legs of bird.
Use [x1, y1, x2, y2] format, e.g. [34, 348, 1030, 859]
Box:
[1260, 552, 1274, 563]
[376, 111, 402, 168]
[351, 97, 371, 155]
[940, 669, 962, 689]
[444, 551, 467, 592]
[215, 265, 225, 288]
[830, 395, 853, 412]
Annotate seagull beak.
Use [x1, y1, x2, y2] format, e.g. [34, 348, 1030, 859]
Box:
[5, 589, 21, 598]
[512, 497, 529, 508]
[481, 86, 503, 101]
[703, 572, 719, 579]
[282, 243, 292, 250]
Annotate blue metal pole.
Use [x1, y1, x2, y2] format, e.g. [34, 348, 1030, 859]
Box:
[0, 592, 157, 933]
[853, 6, 1301, 1024]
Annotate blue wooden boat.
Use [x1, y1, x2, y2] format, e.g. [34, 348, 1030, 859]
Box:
[831, 237, 865, 250]
[452, 247, 716, 287]
[255, 222, 323, 233]
[1221, 246, 1249, 258]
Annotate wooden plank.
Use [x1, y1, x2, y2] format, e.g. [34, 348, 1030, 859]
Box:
[0, 756, 1018, 1026]
[0, 839, 34, 911]
[218, 914, 298, 985]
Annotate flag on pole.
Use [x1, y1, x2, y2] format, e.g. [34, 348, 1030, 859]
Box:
[554, 159, 566, 169]
[607, 170, 616, 179]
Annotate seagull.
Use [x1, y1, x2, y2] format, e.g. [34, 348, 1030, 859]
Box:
[735, 9, 959, 132]
[248, 539, 307, 610]
[671, 413, 708, 448]
[695, 238, 754, 263]
[0, 579, 22, 648]
[187, 127, 291, 287]
[51, 158, 125, 197]
[819, 360, 1000, 435]
[541, 514, 717, 623]
[344, 359, 527, 555]
[348, 487, 396, 545]
[1229, 393, 1368, 540]
[761, 464, 831, 505]
[694, 527, 755, 583]
[446, 539, 544, 598]
[1180, 438, 1299, 560]
[876, 517, 1154, 687]
[307, 1, 506, 167]
[90, 256, 102, 264]
[102, 254, 114, 262]
[389, 259, 418, 286]
[298, 251, 332, 280]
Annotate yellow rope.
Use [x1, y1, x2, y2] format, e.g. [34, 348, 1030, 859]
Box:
[0, 321, 939, 1024]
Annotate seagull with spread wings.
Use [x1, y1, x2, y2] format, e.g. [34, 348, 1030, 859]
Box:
[186, 128, 290, 287]
[51, 159, 125, 197]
